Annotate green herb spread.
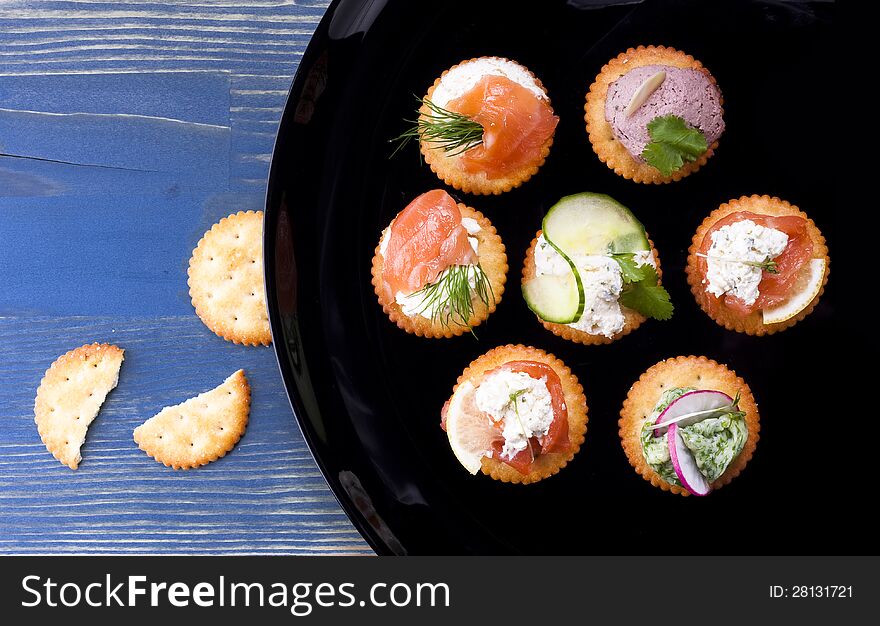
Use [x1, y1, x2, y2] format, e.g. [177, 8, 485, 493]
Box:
[640, 387, 747, 486]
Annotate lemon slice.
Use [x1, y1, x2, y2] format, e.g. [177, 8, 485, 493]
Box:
[762, 258, 826, 325]
[445, 381, 498, 474]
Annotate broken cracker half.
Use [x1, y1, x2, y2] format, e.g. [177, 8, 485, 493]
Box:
[133, 369, 250, 469]
[34, 343, 125, 469]
[188, 210, 272, 346]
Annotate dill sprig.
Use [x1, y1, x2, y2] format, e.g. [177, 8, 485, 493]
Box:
[697, 252, 779, 274]
[409, 264, 493, 331]
[390, 97, 484, 158]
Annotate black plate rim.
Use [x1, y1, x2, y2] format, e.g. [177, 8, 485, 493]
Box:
[263, 0, 391, 555]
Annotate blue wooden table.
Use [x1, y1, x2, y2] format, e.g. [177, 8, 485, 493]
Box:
[0, 0, 372, 554]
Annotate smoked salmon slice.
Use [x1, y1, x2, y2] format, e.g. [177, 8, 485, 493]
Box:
[447, 76, 558, 180]
[382, 189, 477, 300]
[698, 211, 813, 315]
[488, 361, 570, 475]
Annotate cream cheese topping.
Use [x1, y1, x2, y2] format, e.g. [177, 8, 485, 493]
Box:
[705, 219, 788, 306]
[475, 369, 553, 461]
[633, 249, 657, 269]
[429, 57, 546, 109]
[395, 264, 482, 317]
[533, 235, 627, 338]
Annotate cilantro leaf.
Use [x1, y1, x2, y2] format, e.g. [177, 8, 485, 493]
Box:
[610, 253, 653, 284]
[641, 115, 708, 176]
[620, 280, 674, 321]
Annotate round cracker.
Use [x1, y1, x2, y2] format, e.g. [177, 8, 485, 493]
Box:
[618, 356, 760, 496]
[371, 203, 507, 338]
[421, 57, 555, 195]
[685, 195, 830, 336]
[133, 369, 250, 470]
[188, 210, 271, 346]
[447, 344, 588, 485]
[584, 45, 722, 184]
[521, 232, 663, 345]
[34, 343, 125, 469]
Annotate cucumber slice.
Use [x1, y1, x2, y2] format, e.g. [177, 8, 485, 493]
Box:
[542, 192, 649, 255]
[522, 241, 585, 323]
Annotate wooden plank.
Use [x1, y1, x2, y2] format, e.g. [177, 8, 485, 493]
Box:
[0, 0, 374, 554]
[0, 315, 371, 554]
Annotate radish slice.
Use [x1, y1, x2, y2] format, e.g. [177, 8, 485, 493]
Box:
[651, 390, 733, 437]
[668, 423, 711, 496]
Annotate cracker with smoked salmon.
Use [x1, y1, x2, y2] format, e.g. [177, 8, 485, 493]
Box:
[442, 345, 587, 485]
[396, 57, 558, 195]
[371, 189, 507, 338]
[619, 356, 760, 496]
[585, 45, 723, 184]
[686, 195, 829, 335]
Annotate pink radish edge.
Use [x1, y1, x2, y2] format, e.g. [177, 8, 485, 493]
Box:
[668, 423, 711, 496]
[652, 389, 733, 438]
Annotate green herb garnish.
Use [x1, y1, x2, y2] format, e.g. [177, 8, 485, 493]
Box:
[409, 264, 493, 331]
[641, 115, 708, 176]
[390, 97, 484, 158]
[696, 252, 779, 274]
[611, 254, 674, 321]
[610, 252, 654, 283]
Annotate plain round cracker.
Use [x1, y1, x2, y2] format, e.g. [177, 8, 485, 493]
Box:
[685, 195, 830, 336]
[447, 344, 588, 484]
[521, 231, 663, 345]
[584, 45, 722, 184]
[133, 369, 250, 470]
[34, 343, 124, 470]
[618, 355, 760, 496]
[372, 203, 507, 338]
[188, 210, 271, 346]
[421, 57, 556, 195]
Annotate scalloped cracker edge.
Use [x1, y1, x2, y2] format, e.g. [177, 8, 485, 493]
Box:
[448, 344, 588, 484]
[34, 343, 124, 469]
[188, 211, 272, 346]
[420, 57, 555, 195]
[585, 45, 722, 184]
[133, 369, 250, 470]
[618, 355, 760, 496]
[685, 195, 830, 335]
[372, 203, 507, 338]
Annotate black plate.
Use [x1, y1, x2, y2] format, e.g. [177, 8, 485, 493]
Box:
[265, 0, 838, 555]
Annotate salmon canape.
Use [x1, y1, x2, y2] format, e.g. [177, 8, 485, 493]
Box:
[686, 195, 829, 335]
[441, 345, 587, 484]
[619, 356, 760, 496]
[393, 57, 558, 195]
[371, 189, 507, 338]
[585, 45, 724, 184]
[521, 193, 672, 345]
